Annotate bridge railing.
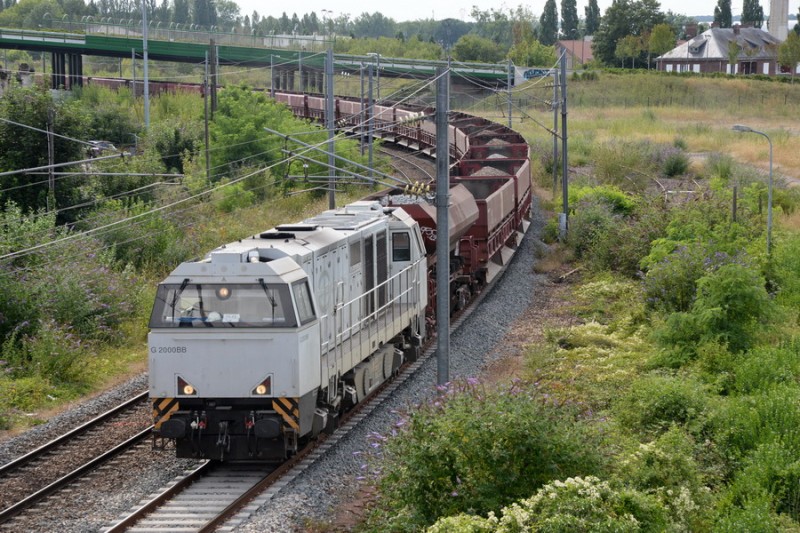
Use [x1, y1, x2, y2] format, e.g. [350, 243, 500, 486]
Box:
[37, 16, 334, 51]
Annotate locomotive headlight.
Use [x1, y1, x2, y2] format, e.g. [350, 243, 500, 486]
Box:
[177, 376, 197, 396]
[216, 287, 231, 300]
[251, 375, 272, 396]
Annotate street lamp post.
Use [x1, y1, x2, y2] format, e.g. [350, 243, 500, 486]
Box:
[732, 124, 773, 255]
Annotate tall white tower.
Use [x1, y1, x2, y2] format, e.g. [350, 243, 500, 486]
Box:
[769, 0, 789, 41]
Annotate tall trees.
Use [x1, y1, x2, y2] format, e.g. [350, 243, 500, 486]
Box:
[470, 7, 513, 48]
[172, 0, 189, 24]
[561, 0, 579, 39]
[452, 34, 505, 62]
[741, 0, 763, 28]
[714, 0, 732, 28]
[778, 31, 800, 82]
[585, 0, 601, 35]
[648, 23, 676, 64]
[592, 0, 665, 65]
[540, 0, 559, 45]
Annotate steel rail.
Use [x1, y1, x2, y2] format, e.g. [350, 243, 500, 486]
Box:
[0, 390, 148, 475]
[0, 426, 152, 524]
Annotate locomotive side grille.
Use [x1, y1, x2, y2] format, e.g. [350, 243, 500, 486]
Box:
[152, 398, 179, 429]
[272, 397, 300, 431]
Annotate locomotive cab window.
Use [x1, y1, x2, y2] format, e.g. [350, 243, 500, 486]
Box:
[149, 283, 298, 328]
[392, 232, 411, 262]
[292, 281, 316, 325]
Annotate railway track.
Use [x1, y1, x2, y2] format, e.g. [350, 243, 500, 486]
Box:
[379, 145, 435, 184]
[0, 391, 151, 527]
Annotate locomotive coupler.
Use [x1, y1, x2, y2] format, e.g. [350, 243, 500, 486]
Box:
[245, 411, 256, 457]
[189, 411, 207, 457]
[217, 420, 231, 460]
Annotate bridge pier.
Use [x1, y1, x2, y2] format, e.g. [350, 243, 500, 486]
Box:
[50, 53, 83, 90]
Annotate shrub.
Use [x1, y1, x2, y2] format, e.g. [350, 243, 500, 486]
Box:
[733, 344, 800, 394]
[2, 320, 88, 384]
[428, 476, 671, 532]
[569, 184, 637, 215]
[617, 426, 707, 528]
[770, 233, 800, 314]
[705, 153, 735, 181]
[725, 441, 800, 521]
[692, 262, 775, 353]
[663, 151, 689, 177]
[615, 374, 707, 435]
[713, 493, 782, 532]
[368, 380, 605, 530]
[642, 243, 736, 313]
[711, 384, 800, 468]
[673, 137, 688, 150]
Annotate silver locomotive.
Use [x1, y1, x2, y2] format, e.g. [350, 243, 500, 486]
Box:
[149, 201, 427, 460]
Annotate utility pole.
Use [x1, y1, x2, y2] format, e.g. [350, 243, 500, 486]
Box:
[435, 66, 450, 386]
[204, 51, 211, 182]
[367, 64, 374, 180]
[552, 69, 559, 197]
[360, 63, 365, 156]
[507, 59, 513, 128]
[141, 0, 150, 129]
[560, 52, 569, 237]
[46, 108, 55, 212]
[209, 39, 217, 115]
[326, 48, 335, 208]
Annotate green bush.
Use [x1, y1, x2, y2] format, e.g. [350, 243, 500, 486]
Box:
[568, 195, 667, 277]
[367, 380, 605, 530]
[651, 261, 775, 358]
[92, 199, 195, 272]
[643, 244, 740, 313]
[663, 151, 689, 177]
[770, 234, 800, 314]
[615, 374, 707, 435]
[214, 181, 256, 213]
[692, 263, 776, 353]
[616, 426, 707, 528]
[0, 374, 50, 411]
[2, 320, 88, 384]
[569, 185, 637, 215]
[711, 384, 800, 469]
[733, 344, 800, 394]
[712, 493, 782, 532]
[428, 476, 671, 532]
[725, 441, 800, 521]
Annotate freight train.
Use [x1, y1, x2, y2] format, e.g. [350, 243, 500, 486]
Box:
[149, 90, 532, 461]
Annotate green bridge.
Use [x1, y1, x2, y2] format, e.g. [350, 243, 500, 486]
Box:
[0, 24, 510, 89]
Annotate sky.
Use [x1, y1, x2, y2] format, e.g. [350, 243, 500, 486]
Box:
[230, 0, 800, 25]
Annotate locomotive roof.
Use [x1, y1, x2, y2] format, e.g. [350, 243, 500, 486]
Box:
[295, 200, 388, 230]
[196, 201, 414, 268]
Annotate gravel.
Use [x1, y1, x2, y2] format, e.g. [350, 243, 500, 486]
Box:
[0, 203, 549, 533]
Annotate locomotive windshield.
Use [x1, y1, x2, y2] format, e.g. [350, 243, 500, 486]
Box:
[149, 281, 314, 328]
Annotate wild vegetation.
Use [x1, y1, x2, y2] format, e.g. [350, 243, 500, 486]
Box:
[0, 81, 376, 429]
[354, 72, 800, 531]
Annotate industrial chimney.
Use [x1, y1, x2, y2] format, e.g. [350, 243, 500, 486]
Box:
[769, 0, 789, 41]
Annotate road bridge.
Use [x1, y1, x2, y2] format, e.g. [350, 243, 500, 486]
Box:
[0, 24, 509, 92]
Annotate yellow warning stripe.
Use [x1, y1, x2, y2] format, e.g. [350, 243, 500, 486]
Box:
[272, 397, 300, 431]
[152, 398, 179, 429]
